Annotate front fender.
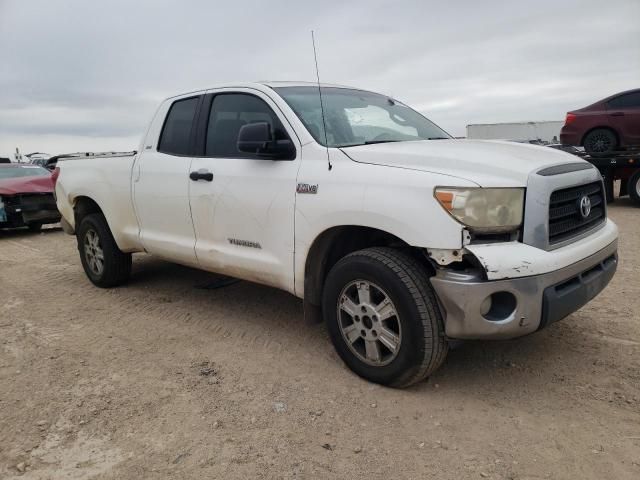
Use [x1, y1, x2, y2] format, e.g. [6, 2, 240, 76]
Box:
[293, 148, 473, 297]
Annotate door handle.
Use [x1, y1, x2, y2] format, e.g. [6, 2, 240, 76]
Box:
[189, 170, 214, 182]
[610, 112, 625, 116]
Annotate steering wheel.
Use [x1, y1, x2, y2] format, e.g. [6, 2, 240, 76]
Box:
[389, 112, 410, 126]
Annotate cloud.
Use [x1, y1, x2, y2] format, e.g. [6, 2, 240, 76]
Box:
[0, 0, 638, 157]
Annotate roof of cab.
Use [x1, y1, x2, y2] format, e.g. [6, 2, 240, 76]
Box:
[260, 80, 355, 89]
[164, 81, 361, 101]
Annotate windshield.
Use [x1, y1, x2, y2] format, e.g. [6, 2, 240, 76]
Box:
[0, 165, 50, 179]
[274, 86, 452, 148]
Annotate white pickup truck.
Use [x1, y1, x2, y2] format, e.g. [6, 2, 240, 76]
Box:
[55, 82, 618, 387]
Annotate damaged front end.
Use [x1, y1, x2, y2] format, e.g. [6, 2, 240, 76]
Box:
[429, 239, 617, 340]
[426, 172, 619, 340]
[0, 192, 61, 229]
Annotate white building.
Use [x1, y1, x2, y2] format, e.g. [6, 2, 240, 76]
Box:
[466, 121, 564, 144]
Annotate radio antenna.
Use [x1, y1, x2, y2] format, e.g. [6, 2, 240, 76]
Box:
[311, 30, 332, 171]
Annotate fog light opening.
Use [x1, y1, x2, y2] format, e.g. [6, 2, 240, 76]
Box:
[481, 291, 517, 322]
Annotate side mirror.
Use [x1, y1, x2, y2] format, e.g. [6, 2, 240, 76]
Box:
[237, 122, 295, 160]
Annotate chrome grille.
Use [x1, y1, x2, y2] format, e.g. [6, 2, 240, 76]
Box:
[548, 181, 605, 244]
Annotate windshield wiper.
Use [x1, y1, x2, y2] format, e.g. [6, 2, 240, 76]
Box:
[339, 139, 403, 148]
[427, 137, 449, 140]
[363, 140, 401, 145]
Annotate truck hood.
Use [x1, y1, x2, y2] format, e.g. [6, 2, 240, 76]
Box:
[0, 175, 54, 195]
[340, 139, 587, 187]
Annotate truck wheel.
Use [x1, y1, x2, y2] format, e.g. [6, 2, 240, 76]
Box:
[629, 170, 640, 205]
[322, 247, 448, 388]
[583, 129, 617, 155]
[77, 213, 131, 287]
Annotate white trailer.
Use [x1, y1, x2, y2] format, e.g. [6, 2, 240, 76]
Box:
[466, 121, 564, 143]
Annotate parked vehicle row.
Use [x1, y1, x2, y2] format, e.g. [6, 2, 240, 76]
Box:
[25, 152, 51, 168]
[54, 82, 618, 387]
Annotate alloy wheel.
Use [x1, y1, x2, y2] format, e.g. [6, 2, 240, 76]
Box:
[84, 229, 105, 276]
[586, 132, 612, 153]
[337, 280, 402, 366]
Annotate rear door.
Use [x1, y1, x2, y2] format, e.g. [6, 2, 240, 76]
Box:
[133, 95, 202, 265]
[189, 89, 300, 292]
[607, 91, 640, 145]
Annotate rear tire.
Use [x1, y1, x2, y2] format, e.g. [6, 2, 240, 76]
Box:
[583, 129, 617, 155]
[27, 223, 42, 232]
[629, 170, 640, 206]
[77, 213, 131, 287]
[322, 247, 448, 388]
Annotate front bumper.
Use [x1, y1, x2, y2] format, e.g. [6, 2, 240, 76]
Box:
[430, 239, 617, 340]
[0, 193, 61, 228]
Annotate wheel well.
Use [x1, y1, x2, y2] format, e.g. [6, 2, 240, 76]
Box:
[303, 226, 434, 309]
[73, 196, 103, 227]
[580, 126, 619, 146]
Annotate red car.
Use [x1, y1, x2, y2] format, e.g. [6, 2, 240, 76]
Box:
[0, 164, 61, 231]
[560, 88, 640, 154]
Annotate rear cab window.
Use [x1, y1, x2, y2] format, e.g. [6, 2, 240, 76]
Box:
[158, 96, 200, 155]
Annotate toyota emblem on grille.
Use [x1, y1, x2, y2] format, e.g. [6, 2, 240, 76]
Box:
[579, 195, 592, 218]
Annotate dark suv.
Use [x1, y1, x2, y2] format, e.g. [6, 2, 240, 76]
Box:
[560, 89, 640, 154]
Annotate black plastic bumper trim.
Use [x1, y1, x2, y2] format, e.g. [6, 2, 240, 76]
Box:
[539, 253, 617, 329]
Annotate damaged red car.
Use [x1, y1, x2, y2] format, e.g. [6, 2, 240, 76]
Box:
[0, 164, 61, 231]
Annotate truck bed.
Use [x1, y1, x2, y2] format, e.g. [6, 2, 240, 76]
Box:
[55, 151, 141, 251]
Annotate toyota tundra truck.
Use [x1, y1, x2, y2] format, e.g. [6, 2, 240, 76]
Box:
[54, 82, 618, 387]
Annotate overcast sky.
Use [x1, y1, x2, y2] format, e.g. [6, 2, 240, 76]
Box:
[0, 0, 638, 159]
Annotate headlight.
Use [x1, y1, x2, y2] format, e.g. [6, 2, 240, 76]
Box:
[434, 187, 524, 232]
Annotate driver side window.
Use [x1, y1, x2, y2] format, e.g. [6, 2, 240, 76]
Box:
[205, 93, 289, 158]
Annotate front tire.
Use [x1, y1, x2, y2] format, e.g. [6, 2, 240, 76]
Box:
[322, 247, 448, 388]
[583, 129, 617, 155]
[77, 213, 131, 287]
[27, 223, 42, 232]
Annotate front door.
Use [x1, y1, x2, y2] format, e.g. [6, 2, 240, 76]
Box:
[133, 95, 201, 266]
[189, 90, 300, 292]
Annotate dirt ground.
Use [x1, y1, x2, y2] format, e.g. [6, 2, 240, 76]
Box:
[1, 201, 639, 480]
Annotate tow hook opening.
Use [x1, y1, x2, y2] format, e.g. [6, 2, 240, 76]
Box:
[480, 291, 517, 321]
